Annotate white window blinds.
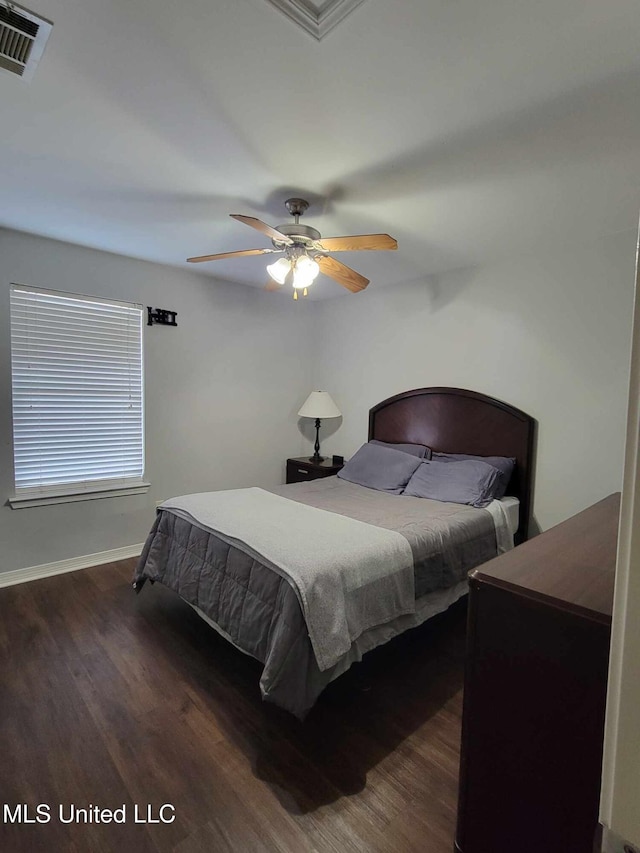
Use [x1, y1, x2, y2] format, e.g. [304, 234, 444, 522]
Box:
[10, 284, 145, 501]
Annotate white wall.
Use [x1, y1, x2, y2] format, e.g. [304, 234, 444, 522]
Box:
[600, 229, 640, 851]
[1, 226, 635, 574]
[312, 230, 636, 531]
[0, 228, 314, 574]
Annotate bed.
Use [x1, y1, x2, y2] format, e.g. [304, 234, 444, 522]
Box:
[133, 387, 536, 718]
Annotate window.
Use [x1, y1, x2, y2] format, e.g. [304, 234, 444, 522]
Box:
[9, 284, 147, 508]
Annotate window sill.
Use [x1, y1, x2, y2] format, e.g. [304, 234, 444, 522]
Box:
[8, 481, 150, 509]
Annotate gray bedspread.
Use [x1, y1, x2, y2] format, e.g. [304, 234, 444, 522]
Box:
[133, 477, 499, 718]
[158, 487, 414, 671]
[270, 478, 497, 597]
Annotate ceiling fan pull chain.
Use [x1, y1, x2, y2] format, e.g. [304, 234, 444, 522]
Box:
[303, 288, 308, 297]
[293, 290, 298, 300]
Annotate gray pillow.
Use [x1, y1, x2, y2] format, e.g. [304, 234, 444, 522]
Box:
[369, 439, 432, 460]
[337, 442, 422, 494]
[403, 459, 502, 507]
[431, 453, 516, 499]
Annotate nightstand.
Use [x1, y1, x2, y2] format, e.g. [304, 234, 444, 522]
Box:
[286, 456, 343, 484]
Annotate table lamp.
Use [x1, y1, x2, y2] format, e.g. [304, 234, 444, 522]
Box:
[297, 391, 341, 463]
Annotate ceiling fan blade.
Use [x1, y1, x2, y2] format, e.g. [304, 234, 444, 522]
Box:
[230, 214, 294, 246]
[317, 256, 369, 293]
[187, 248, 282, 263]
[264, 280, 283, 292]
[317, 234, 397, 252]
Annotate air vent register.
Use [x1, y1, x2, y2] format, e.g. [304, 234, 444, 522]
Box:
[0, 2, 52, 80]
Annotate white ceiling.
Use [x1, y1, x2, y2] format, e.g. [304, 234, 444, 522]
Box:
[2, 0, 640, 299]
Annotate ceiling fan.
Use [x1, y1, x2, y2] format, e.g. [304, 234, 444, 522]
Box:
[187, 198, 397, 299]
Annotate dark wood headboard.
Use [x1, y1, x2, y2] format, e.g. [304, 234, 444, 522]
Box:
[369, 387, 536, 543]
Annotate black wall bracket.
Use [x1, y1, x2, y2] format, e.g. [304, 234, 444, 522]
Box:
[147, 307, 177, 327]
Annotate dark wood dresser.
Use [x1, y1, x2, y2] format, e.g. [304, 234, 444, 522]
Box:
[455, 493, 620, 853]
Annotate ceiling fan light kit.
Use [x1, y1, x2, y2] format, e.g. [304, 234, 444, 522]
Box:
[266, 257, 291, 284]
[293, 255, 320, 288]
[187, 197, 397, 298]
[267, 253, 320, 291]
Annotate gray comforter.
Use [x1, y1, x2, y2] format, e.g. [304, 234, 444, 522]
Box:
[133, 477, 498, 718]
[158, 488, 415, 672]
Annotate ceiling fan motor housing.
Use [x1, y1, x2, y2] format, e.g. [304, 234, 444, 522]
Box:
[273, 198, 321, 247]
[273, 223, 321, 247]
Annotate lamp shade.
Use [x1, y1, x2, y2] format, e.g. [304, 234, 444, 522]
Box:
[293, 256, 320, 289]
[267, 257, 292, 284]
[297, 391, 341, 419]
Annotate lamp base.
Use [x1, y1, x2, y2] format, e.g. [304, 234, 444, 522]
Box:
[310, 418, 324, 464]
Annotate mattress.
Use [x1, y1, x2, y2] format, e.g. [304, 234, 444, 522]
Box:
[500, 495, 520, 539]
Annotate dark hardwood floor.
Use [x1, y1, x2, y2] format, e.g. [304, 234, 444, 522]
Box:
[0, 560, 467, 852]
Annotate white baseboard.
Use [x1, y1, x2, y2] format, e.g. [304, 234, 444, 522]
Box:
[0, 543, 144, 589]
